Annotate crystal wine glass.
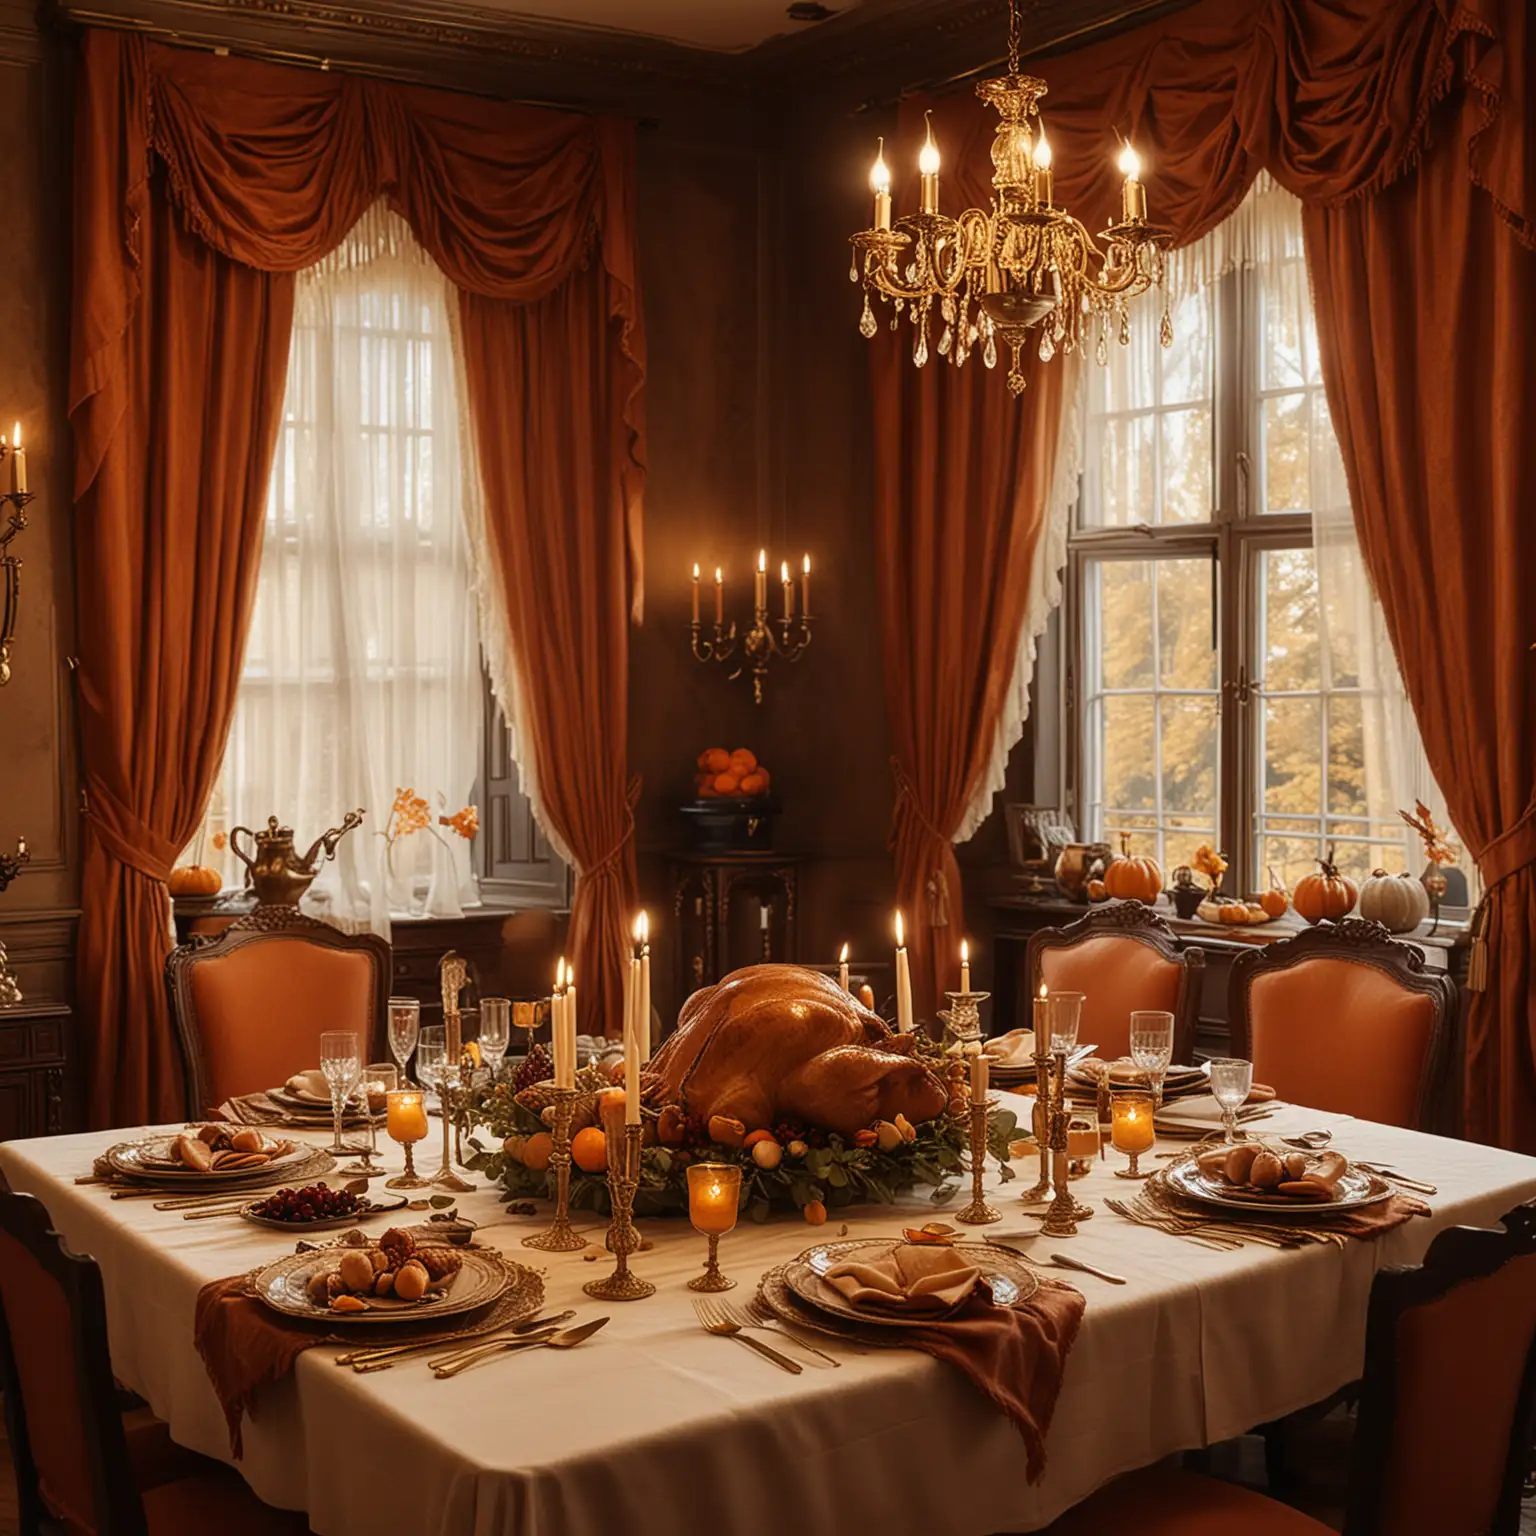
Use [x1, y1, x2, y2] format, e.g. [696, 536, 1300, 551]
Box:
[415, 1026, 446, 1111]
[342, 1063, 397, 1177]
[319, 1030, 362, 1157]
[478, 997, 511, 1081]
[1208, 1057, 1255, 1144]
[1048, 991, 1084, 1054]
[387, 996, 421, 1086]
[1130, 1010, 1175, 1109]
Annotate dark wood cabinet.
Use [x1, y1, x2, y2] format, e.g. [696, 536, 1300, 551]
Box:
[0, 1001, 72, 1141]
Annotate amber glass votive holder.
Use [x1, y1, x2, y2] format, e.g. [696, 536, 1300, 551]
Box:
[686, 1162, 742, 1292]
[1110, 1089, 1156, 1179]
[384, 1088, 432, 1189]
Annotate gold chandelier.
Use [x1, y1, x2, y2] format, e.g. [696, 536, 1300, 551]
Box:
[849, 0, 1173, 395]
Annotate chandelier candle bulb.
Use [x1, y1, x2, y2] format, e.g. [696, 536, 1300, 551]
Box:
[691, 563, 700, 624]
[714, 567, 724, 626]
[9, 424, 23, 497]
[918, 111, 940, 215]
[781, 560, 793, 619]
[1118, 143, 1147, 223]
[801, 553, 811, 615]
[755, 549, 767, 611]
[893, 911, 914, 1033]
[870, 137, 892, 231]
[838, 942, 850, 993]
[1032, 130, 1053, 208]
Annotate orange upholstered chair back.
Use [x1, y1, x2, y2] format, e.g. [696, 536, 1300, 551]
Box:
[1229, 920, 1453, 1129]
[1349, 1206, 1536, 1536]
[166, 915, 389, 1117]
[1026, 904, 1203, 1063]
[0, 1194, 142, 1536]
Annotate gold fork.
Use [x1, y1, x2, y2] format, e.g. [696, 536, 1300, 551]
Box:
[730, 1298, 841, 1367]
[432, 1317, 608, 1377]
[693, 1298, 802, 1374]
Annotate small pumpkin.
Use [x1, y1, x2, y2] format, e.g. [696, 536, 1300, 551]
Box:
[167, 864, 221, 898]
[1357, 868, 1430, 934]
[1292, 846, 1358, 925]
[1085, 878, 1108, 902]
[1258, 866, 1289, 920]
[1102, 832, 1162, 905]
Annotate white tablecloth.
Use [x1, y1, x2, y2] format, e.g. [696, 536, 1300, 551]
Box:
[3, 1101, 1534, 1536]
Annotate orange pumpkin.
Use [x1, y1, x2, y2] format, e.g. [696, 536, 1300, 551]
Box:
[1102, 832, 1162, 905]
[167, 864, 221, 898]
[1258, 866, 1289, 919]
[1085, 878, 1108, 902]
[1292, 847, 1357, 925]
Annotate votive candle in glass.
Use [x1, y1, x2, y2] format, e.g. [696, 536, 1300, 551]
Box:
[686, 1162, 742, 1291]
[1110, 1090, 1156, 1179]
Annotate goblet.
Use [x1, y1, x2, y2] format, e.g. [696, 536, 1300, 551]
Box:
[319, 1031, 363, 1157]
[1130, 1010, 1174, 1108]
[384, 1087, 432, 1189]
[387, 996, 420, 1087]
[686, 1163, 742, 1292]
[342, 1063, 396, 1177]
[479, 997, 511, 1081]
[1209, 1058, 1255, 1144]
[1048, 990, 1084, 1053]
[1110, 1089, 1156, 1178]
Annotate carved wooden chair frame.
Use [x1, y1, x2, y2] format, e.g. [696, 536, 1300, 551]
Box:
[164, 907, 391, 1119]
[1228, 917, 1455, 1131]
[1345, 1201, 1536, 1534]
[0, 1189, 151, 1536]
[1024, 901, 1205, 1064]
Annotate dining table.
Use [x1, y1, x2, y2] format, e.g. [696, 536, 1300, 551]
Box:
[2, 1096, 1534, 1536]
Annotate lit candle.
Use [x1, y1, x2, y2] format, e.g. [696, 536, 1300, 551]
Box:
[1111, 1096, 1155, 1155]
[918, 111, 940, 215]
[760, 901, 770, 932]
[781, 560, 793, 619]
[894, 910, 914, 1033]
[755, 549, 767, 612]
[714, 567, 724, 626]
[638, 910, 652, 1067]
[870, 137, 892, 231]
[1118, 142, 1147, 223]
[563, 967, 578, 1086]
[687, 1161, 741, 1235]
[970, 1050, 989, 1103]
[1033, 128, 1054, 208]
[552, 958, 573, 1088]
[8, 424, 23, 497]
[622, 948, 641, 1124]
[1033, 981, 1048, 1040]
[385, 1087, 429, 1144]
[691, 562, 700, 624]
[838, 942, 850, 993]
[801, 553, 811, 616]
[960, 938, 971, 995]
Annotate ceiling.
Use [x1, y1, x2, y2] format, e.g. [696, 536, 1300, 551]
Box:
[460, 0, 859, 51]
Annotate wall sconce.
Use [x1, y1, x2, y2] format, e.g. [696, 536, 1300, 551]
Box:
[689, 550, 813, 704]
[0, 424, 33, 686]
[0, 835, 27, 894]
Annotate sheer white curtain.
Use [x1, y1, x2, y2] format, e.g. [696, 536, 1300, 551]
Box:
[212, 204, 484, 935]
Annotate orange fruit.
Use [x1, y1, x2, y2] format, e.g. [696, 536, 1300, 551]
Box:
[703, 747, 730, 775]
[743, 1128, 778, 1149]
[699, 783, 718, 798]
[713, 772, 741, 795]
[738, 773, 766, 796]
[522, 1132, 554, 1171]
[803, 1200, 828, 1226]
[696, 750, 713, 771]
[729, 748, 758, 776]
[755, 767, 771, 790]
[571, 1127, 608, 1173]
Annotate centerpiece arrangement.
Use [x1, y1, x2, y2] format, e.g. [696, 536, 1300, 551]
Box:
[467, 963, 1016, 1223]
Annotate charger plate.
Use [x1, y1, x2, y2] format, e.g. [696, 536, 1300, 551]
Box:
[252, 1245, 524, 1327]
[757, 1265, 903, 1348]
[785, 1239, 1039, 1328]
[110, 1133, 309, 1180]
[105, 1142, 335, 1193]
[1162, 1159, 1393, 1215]
[239, 1192, 409, 1232]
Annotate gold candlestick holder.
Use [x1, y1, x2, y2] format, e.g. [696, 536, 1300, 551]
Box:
[688, 1232, 734, 1292]
[523, 1086, 586, 1252]
[955, 1097, 1000, 1225]
[583, 1122, 654, 1302]
[1020, 1035, 1056, 1205]
[1040, 1049, 1094, 1237]
[429, 1062, 474, 1194]
[938, 988, 989, 1050]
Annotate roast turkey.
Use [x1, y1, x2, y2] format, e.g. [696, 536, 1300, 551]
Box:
[644, 964, 948, 1139]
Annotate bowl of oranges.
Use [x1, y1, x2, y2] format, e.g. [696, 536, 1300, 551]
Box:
[682, 747, 779, 851]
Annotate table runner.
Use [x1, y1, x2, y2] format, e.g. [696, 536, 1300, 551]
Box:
[3, 1099, 1534, 1536]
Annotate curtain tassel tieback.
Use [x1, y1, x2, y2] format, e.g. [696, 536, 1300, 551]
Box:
[577, 775, 642, 887]
[81, 773, 179, 886]
[1465, 797, 1536, 993]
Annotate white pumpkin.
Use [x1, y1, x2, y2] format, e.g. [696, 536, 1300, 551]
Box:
[1357, 869, 1431, 933]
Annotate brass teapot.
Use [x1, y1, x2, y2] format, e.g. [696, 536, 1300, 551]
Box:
[229, 811, 364, 908]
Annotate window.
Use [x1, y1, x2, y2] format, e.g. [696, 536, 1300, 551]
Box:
[1069, 183, 1448, 895]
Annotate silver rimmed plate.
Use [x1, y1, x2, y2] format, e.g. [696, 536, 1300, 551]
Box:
[1162, 1157, 1393, 1215]
[251, 1245, 522, 1326]
[106, 1140, 332, 1191]
[785, 1239, 1039, 1328]
[109, 1133, 310, 1180]
[238, 1192, 409, 1232]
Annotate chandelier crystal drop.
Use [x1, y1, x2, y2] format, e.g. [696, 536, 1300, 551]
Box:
[848, 0, 1173, 395]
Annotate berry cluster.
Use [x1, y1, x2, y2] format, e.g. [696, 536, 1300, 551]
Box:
[250, 1183, 362, 1223]
[512, 1044, 553, 1094]
[773, 1119, 827, 1149]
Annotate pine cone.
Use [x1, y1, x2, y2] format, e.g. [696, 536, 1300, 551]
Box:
[415, 1247, 462, 1283]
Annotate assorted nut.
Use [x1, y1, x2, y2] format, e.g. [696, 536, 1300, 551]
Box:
[305, 1227, 464, 1311]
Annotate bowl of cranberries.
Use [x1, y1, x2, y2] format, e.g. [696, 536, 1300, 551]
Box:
[242, 1182, 405, 1231]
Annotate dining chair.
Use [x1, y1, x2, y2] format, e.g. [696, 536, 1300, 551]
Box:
[0, 1190, 313, 1535]
[1043, 1199, 1536, 1535]
[1025, 903, 1204, 1063]
[165, 909, 390, 1118]
[1227, 917, 1455, 1129]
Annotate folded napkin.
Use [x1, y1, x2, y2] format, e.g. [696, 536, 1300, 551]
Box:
[1152, 1091, 1276, 1126]
[824, 1243, 981, 1314]
[213, 1091, 371, 1128]
[983, 1028, 1037, 1068]
[194, 1275, 334, 1457]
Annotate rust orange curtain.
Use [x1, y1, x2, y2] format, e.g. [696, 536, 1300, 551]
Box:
[877, 0, 1533, 1142]
[72, 31, 645, 1125]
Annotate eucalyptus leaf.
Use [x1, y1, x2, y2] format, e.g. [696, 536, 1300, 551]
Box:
[429, 1194, 457, 1209]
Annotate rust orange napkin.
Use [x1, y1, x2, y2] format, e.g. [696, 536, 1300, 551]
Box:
[194, 1275, 333, 1457]
[824, 1244, 982, 1314]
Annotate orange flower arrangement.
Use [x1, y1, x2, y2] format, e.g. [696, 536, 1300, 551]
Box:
[1400, 800, 1457, 866]
[1192, 843, 1229, 891]
[440, 805, 480, 840]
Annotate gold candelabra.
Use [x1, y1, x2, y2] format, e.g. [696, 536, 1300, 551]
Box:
[848, 0, 1172, 395]
[583, 1122, 654, 1302]
[1040, 1048, 1094, 1238]
[0, 425, 33, 686]
[432, 953, 474, 1194]
[689, 551, 812, 704]
[1019, 1029, 1056, 1205]
[955, 1095, 1001, 1225]
[522, 1086, 587, 1253]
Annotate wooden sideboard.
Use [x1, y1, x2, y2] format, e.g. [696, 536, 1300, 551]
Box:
[0, 999, 70, 1141]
